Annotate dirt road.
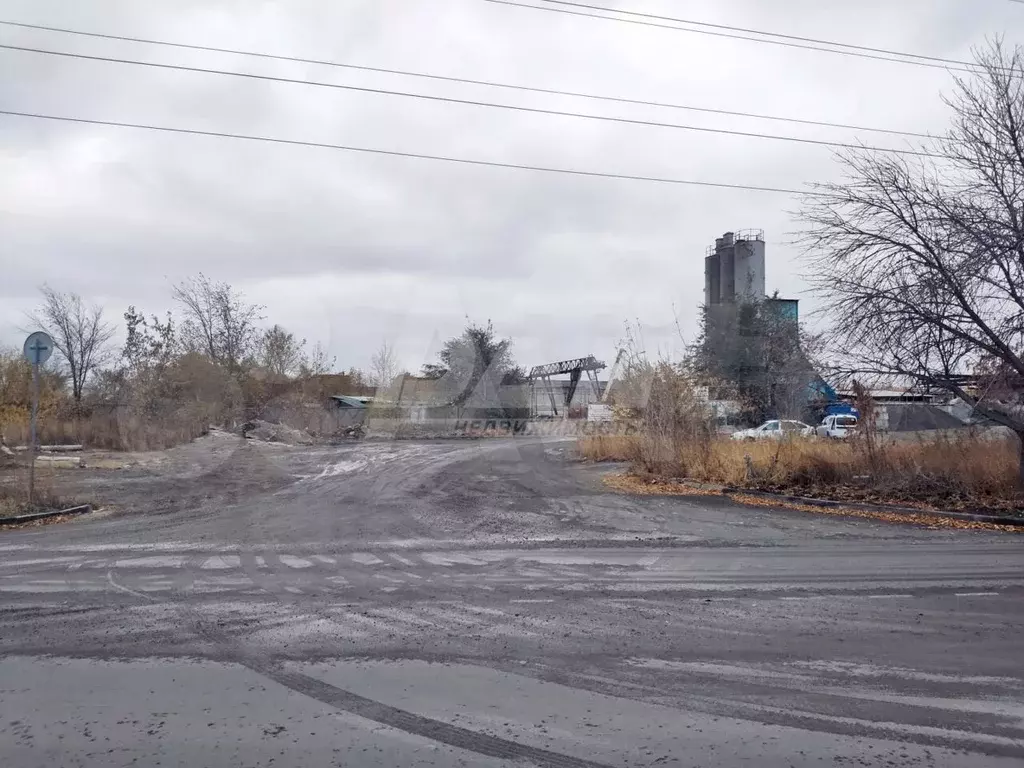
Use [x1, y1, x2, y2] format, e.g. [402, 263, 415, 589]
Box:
[1, 434, 1022, 766]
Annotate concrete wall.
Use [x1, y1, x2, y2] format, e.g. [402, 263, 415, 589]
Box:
[704, 252, 720, 306]
[720, 244, 736, 302]
[734, 237, 766, 301]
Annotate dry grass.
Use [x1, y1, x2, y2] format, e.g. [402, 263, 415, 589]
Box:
[0, 477, 76, 519]
[575, 434, 641, 462]
[579, 432, 1023, 513]
[0, 460, 93, 530]
[2, 413, 209, 452]
[1, 400, 343, 452]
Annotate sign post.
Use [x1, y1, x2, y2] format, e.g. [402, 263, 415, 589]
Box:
[22, 331, 54, 505]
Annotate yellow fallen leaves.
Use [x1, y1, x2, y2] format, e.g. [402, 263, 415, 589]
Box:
[0, 512, 80, 531]
[603, 473, 721, 497]
[602, 473, 1023, 532]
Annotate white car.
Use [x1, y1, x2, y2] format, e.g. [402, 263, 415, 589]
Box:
[730, 420, 814, 441]
[816, 414, 859, 439]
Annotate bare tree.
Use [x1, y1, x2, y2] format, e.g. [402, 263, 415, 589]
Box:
[689, 297, 819, 424]
[31, 286, 115, 402]
[259, 325, 306, 377]
[370, 339, 399, 394]
[172, 274, 264, 373]
[299, 342, 335, 378]
[800, 40, 1024, 485]
[604, 320, 655, 413]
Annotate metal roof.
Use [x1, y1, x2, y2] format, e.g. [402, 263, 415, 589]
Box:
[331, 395, 372, 408]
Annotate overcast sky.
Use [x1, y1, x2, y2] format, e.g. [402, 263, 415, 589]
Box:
[0, 0, 1019, 375]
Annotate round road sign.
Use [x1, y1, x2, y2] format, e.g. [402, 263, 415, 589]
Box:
[23, 331, 55, 366]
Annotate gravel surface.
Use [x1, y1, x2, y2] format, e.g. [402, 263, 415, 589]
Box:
[1, 433, 1022, 766]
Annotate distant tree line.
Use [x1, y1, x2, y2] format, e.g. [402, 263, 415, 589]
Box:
[1, 276, 374, 449]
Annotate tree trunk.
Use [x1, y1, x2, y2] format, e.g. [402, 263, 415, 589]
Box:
[1016, 431, 1024, 492]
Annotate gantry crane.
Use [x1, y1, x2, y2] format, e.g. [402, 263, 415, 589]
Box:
[527, 355, 606, 417]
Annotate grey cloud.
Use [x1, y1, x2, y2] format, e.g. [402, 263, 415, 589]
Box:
[1, 0, 1016, 372]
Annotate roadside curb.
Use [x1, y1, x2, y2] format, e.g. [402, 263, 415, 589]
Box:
[0, 504, 93, 526]
[721, 488, 1024, 527]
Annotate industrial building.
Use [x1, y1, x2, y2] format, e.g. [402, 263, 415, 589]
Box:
[704, 229, 766, 307]
[704, 229, 799, 321]
[700, 230, 824, 421]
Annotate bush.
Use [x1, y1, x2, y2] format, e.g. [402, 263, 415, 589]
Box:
[578, 430, 1022, 511]
[632, 363, 716, 477]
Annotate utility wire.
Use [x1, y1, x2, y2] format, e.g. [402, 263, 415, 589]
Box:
[484, 0, 983, 74]
[0, 18, 931, 140]
[0, 108, 826, 195]
[0, 44, 941, 158]
[537, 0, 992, 70]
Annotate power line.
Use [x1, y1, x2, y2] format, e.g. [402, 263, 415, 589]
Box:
[537, 0, 990, 70]
[0, 44, 941, 158]
[0, 18, 931, 140]
[0, 108, 825, 195]
[484, 0, 984, 74]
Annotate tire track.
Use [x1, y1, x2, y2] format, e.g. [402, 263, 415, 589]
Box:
[251, 661, 613, 768]
[102, 568, 612, 768]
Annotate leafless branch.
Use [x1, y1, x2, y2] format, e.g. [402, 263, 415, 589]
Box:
[800, 40, 1024, 485]
[30, 286, 115, 402]
[172, 274, 264, 373]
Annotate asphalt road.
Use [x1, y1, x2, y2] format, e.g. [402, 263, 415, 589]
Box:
[1, 435, 1023, 767]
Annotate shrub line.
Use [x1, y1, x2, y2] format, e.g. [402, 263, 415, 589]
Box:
[721, 488, 1024, 527]
[0, 503, 92, 526]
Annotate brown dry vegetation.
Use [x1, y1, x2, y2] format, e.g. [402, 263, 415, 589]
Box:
[577, 435, 641, 463]
[578, 432, 1023, 514]
[583, 361, 1023, 514]
[1, 396, 347, 453]
[2, 408, 213, 452]
[0, 471, 81, 519]
[0, 348, 368, 452]
[2, 277, 380, 453]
